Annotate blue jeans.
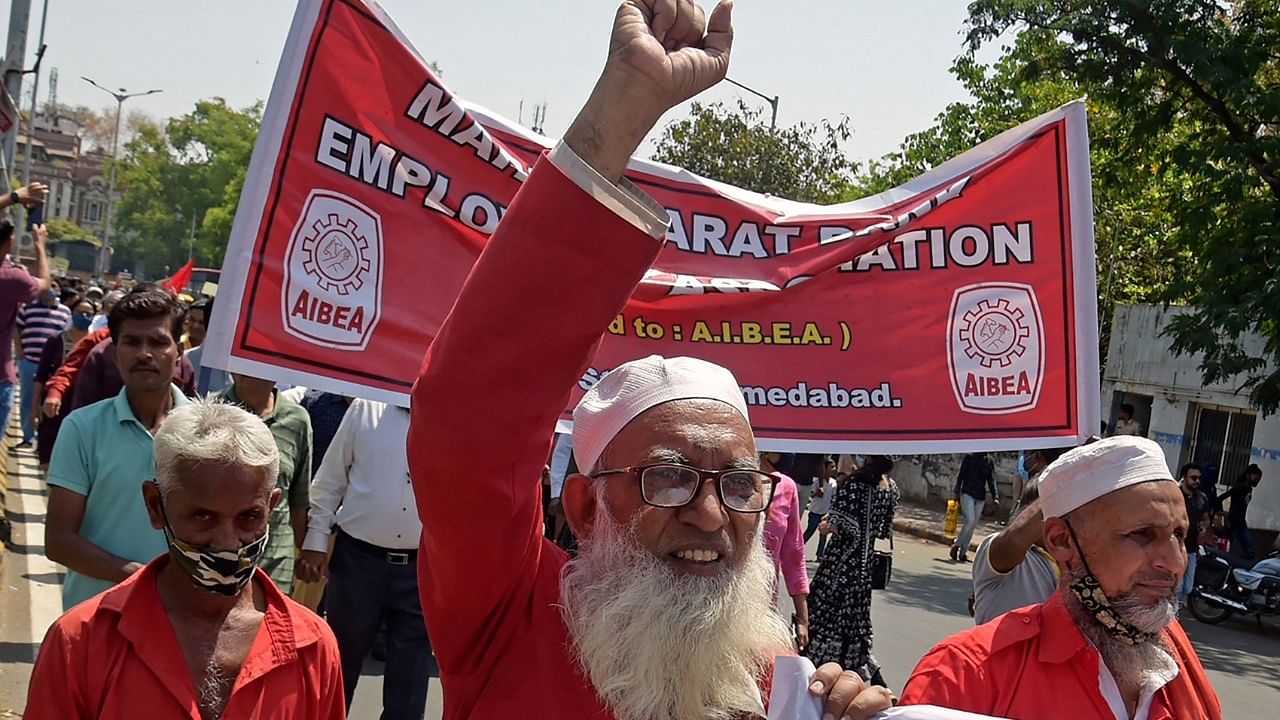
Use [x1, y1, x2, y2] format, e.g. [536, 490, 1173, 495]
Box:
[0, 381, 14, 439]
[1178, 551, 1198, 604]
[804, 511, 830, 557]
[18, 357, 38, 443]
[953, 494, 985, 556]
[1232, 524, 1256, 560]
[326, 531, 433, 719]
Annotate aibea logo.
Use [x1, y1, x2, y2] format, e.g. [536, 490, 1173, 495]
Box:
[947, 283, 1044, 414]
[282, 190, 384, 350]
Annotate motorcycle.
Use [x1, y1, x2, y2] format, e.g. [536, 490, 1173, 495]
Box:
[1188, 546, 1280, 625]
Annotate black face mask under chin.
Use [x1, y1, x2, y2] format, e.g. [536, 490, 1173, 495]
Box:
[1063, 518, 1154, 646]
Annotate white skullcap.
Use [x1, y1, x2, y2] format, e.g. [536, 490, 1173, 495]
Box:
[572, 355, 750, 474]
[1039, 435, 1174, 519]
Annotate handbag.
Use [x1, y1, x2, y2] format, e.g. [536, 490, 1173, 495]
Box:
[870, 534, 893, 590]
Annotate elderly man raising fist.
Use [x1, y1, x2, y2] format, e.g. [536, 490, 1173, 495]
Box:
[409, 1, 894, 719]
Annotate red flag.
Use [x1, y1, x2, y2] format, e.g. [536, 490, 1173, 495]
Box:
[162, 260, 194, 295]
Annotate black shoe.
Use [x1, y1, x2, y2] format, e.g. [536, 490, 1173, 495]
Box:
[16, 440, 31, 449]
[959, 552, 970, 563]
[949, 544, 959, 561]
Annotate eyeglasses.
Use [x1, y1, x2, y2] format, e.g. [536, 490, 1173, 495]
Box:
[591, 462, 777, 513]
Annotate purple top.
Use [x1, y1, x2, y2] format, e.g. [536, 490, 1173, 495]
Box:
[0, 262, 41, 383]
[763, 472, 810, 596]
[69, 337, 197, 411]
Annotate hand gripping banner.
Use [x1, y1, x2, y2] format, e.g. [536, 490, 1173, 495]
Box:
[206, 0, 1100, 452]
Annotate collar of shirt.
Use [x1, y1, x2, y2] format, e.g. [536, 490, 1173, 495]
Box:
[113, 384, 190, 431]
[1097, 648, 1179, 720]
[100, 556, 325, 708]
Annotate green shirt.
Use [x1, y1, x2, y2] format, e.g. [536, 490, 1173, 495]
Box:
[48, 385, 191, 609]
[212, 386, 313, 594]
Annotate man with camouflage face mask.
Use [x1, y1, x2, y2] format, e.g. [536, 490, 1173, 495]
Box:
[25, 399, 344, 720]
[901, 436, 1223, 719]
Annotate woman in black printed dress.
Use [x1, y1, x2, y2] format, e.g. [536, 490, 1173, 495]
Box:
[804, 455, 900, 686]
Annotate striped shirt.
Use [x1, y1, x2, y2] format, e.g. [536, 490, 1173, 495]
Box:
[17, 302, 71, 362]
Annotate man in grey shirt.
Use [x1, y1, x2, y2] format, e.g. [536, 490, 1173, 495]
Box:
[971, 494, 1060, 625]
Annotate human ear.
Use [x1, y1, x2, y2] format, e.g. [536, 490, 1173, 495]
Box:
[562, 473, 600, 541]
[142, 481, 166, 531]
[1042, 516, 1075, 566]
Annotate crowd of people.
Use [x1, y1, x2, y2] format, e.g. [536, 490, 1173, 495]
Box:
[0, 1, 1251, 718]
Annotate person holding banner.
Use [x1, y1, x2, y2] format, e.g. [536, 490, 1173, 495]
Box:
[410, 1, 893, 718]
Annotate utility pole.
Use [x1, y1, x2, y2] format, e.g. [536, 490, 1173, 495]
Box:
[724, 76, 779, 128]
[20, 0, 48, 186]
[3, 0, 32, 177]
[82, 77, 161, 276]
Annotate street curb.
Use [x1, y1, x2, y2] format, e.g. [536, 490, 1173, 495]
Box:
[893, 517, 988, 552]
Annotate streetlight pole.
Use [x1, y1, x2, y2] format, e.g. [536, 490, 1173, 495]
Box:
[20, 0, 49, 186]
[81, 77, 161, 276]
[724, 76, 779, 128]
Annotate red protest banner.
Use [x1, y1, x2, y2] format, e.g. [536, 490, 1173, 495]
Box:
[206, 0, 1099, 452]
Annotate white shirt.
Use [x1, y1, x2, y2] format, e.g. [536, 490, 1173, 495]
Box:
[807, 478, 838, 515]
[302, 398, 421, 551]
[1097, 644, 1178, 720]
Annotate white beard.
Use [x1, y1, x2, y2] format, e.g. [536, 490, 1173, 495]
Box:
[560, 496, 794, 720]
[1064, 567, 1177, 690]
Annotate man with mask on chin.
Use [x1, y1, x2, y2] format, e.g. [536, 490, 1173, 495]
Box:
[901, 436, 1222, 719]
[410, 2, 893, 718]
[25, 399, 344, 720]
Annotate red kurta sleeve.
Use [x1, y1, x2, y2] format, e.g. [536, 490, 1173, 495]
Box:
[409, 154, 662, 675]
[25, 619, 89, 719]
[43, 328, 109, 401]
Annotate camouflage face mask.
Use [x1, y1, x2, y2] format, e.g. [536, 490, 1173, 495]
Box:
[156, 490, 269, 597]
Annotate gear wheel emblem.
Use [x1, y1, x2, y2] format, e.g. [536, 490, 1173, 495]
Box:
[958, 298, 1030, 368]
[300, 213, 371, 296]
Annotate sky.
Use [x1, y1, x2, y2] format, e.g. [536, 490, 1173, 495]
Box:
[1, 0, 990, 165]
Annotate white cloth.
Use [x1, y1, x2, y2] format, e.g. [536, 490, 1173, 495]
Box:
[808, 478, 837, 515]
[572, 354, 750, 474]
[767, 655, 1006, 720]
[1097, 644, 1178, 720]
[302, 398, 421, 551]
[547, 142, 669, 239]
[1038, 436, 1174, 519]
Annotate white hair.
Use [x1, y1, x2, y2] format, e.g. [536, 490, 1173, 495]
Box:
[154, 397, 279, 497]
[560, 485, 793, 720]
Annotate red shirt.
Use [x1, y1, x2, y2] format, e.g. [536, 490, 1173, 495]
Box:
[899, 592, 1222, 719]
[410, 156, 664, 718]
[25, 557, 345, 720]
[43, 328, 110, 402]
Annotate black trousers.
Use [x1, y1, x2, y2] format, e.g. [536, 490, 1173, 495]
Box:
[327, 529, 433, 719]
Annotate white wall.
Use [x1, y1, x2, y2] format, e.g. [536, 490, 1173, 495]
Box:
[1105, 304, 1280, 533]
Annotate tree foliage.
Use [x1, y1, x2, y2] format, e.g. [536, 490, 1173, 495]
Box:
[651, 100, 857, 203]
[56, 103, 158, 153]
[44, 217, 100, 246]
[860, 0, 1280, 411]
[113, 98, 261, 275]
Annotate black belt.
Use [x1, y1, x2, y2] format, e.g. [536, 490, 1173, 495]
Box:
[337, 527, 417, 566]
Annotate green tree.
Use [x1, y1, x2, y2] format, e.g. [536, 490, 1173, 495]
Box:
[651, 100, 856, 203]
[856, 31, 1195, 356]
[113, 98, 262, 275]
[955, 1, 1280, 410]
[44, 217, 100, 246]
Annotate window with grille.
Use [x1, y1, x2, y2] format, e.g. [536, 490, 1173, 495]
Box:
[1183, 404, 1256, 491]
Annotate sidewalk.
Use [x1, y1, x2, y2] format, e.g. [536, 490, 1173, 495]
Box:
[893, 500, 1004, 552]
[0, 439, 63, 718]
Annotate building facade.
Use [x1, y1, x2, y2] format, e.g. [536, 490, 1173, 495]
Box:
[1103, 304, 1279, 550]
